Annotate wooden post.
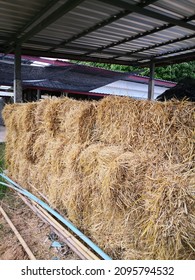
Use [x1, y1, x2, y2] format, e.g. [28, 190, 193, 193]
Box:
[148, 60, 155, 100]
[14, 45, 23, 103]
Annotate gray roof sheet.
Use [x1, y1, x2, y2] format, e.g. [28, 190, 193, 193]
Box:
[0, 0, 195, 66]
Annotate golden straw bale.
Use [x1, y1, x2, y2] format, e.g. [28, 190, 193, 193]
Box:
[43, 97, 97, 143]
[5, 131, 18, 167]
[26, 139, 64, 193]
[2, 96, 195, 260]
[59, 99, 96, 144]
[55, 143, 84, 176]
[95, 96, 167, 151]
[5, 130, 25, 176]
[75, 143, 106, 177]
[16, 158, 31, 187]
[34, 98, 53, 133]
[53, 143, 86, 218]
[162, 101, 195, 162]
[74, 145, 150, 212]
[2, 103, 25, 133]
[37, 139, 84, 175]
[43, 97, 74, 136]
[96, 97, 194, 163]
[96, 96, 139, 149]
[64, 144, 103, 225]
[67, 145, 151, 257]
[138, 100, 195, 162]
[64, 144, 118, 226]
[85, 208, 130, 259]
[27, 140, 84, 211]
[30, 133, 50, 164]
[122, 248, 151, 260]
[139, 162, 195, 259]
[19, 132, 41, 163]
[26, 160, 48, 199]
[18, 102, 38, 132]
[7, 151, 20, 180]
[3, 101, 37, 136]
[98, 150, 150, 210]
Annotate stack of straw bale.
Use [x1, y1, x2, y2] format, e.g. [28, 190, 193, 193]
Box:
[2, 96, 195, 259]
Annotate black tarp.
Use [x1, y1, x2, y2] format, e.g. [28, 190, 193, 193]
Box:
[156, 78, 195, 102]
[0, 61, 129, 92]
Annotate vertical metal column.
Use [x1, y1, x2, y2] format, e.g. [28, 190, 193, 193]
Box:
[14, 45, 23, 103]
[148, 60, 155, 100]
[37, 89, 41, 100]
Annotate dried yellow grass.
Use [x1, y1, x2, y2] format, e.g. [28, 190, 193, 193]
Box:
[2, 96, 195, 260]
[140, 162, 195, 259]
[43, 97, 96, 143]
[2, 103, 25, 133]
[96, 96, 195, 162]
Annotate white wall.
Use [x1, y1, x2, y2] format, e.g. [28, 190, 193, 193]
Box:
[90, 80, 169, 99]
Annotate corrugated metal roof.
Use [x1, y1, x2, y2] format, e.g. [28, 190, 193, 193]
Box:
[0, 0, 195, 66]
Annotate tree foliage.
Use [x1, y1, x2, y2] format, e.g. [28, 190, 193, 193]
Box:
[73, 60, 195, 82]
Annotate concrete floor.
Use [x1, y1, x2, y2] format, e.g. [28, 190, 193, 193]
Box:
[0, 126, 6, 142]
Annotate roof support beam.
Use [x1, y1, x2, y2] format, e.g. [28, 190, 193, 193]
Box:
[153, 46, 195, 59]
[48, 0, 158, 52]
[84, 24, 169, 55]
[138, 49, 195, 67]
[22, 40, 150, 59]
[4, 0, 61, 53]
[136, 45, 195, 64]
[14, 45, 22, 103]
[139, 51, 195, 67]
[98, 0, 195, 31]
[48, 11, 133, 52]
[19, 48, 139, 66]
[153, 51, 195, 66]
[113, 33, 195, 59]
[17, 0, 84, 44]
[84, 14, 195, 56]
[0, 35, 10, 41]
[5, 0, 85, 54]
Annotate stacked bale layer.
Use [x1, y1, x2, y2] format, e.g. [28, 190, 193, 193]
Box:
[2, 96, 195, 259]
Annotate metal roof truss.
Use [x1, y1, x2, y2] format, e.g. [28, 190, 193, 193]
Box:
[0, 0, 195, 66]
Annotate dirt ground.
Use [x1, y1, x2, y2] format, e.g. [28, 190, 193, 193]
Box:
[0, 190, 79, 260]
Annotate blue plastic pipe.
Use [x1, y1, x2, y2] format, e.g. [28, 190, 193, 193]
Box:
[0, 173, 112, 260]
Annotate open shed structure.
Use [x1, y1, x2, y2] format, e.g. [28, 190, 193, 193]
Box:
[0, 0, 195, 102]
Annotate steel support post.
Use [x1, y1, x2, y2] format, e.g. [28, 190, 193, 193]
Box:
[37, 89, 41, 100]
[14, 45, 22, 103]
[148, 60, 155, 100]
